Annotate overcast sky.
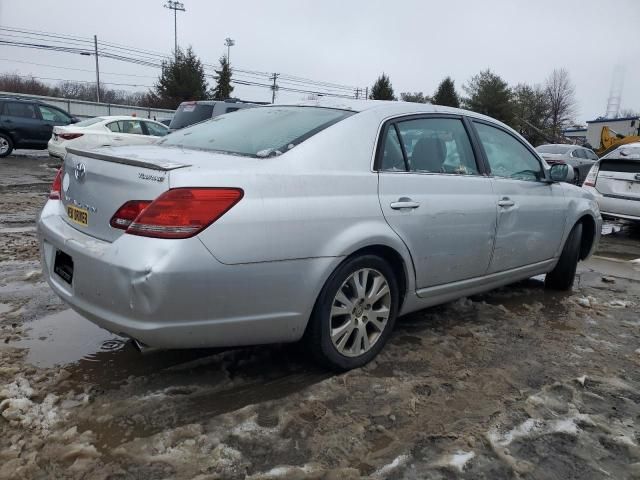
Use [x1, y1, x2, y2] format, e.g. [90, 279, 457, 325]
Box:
[0, 0, 638, 123]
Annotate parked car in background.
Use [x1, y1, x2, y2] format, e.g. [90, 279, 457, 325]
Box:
[535, 144, 599, 185]
[582, 142, 640, 223]
[47, 116, 169, 159]
[38, 100, 600, 371]
[168, 99, 257, 131]
[0, 96, 78, 157]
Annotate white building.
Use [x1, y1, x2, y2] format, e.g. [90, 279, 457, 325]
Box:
[585, 116, 640, 148]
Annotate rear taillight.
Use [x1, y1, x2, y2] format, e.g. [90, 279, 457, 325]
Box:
[49, 167, 63, 200]
[59, 133, 83, 140]
[583, 163, 600, 187]
[124, 188, 243, 239]
[110, 200, 152, 230]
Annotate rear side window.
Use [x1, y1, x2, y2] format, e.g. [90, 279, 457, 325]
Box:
[170, 103, 214, 129]
[380, 126, 406, 171]
[382, 117, 479, 175]
[160, 106, 354, 157]
[106, 122, 120, 133]
[118, 120, 143, 135]
[474, 122, 543, 181]
[3, 102, 38, 119]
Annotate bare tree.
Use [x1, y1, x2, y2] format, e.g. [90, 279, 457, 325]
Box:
[545, 68, 576, 141]
[619, 108, 640, 118]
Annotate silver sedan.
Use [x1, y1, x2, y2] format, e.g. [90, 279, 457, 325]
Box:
[38, 100, 601, 370]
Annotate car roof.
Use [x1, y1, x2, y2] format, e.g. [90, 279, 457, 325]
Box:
[95, 115, 165, 123]
[271, 98, 521, 136]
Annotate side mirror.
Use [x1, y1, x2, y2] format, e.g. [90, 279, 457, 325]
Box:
[549, 163, 575, 183]
[70, 116, 80, 124]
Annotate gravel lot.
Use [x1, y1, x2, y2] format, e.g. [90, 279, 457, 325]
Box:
[1, 154, 639, 479]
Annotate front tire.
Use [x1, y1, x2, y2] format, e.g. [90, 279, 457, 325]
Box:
[0, 134, 13, 158]
[305, 255, 399, 371]
[545, 222, 582, 290]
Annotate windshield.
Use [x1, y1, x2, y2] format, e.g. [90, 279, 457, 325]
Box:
[159, 106, 354, 157]
[536, 145, 572, 154]
[74, 117, 105, 127]
[169, 103, 214, 129]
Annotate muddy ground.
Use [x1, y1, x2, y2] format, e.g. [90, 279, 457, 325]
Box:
[1, 154, 639, 480]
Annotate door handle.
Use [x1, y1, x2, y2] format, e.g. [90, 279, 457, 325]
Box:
[498, 198, 515, 208]
[390, 198, 420, 210]
[113, 137, 123, 141]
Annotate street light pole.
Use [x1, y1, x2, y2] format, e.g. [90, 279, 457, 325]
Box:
[224, 37, 235, 64]
[164, 1, 186, 57]
[93, 35, 100, 103]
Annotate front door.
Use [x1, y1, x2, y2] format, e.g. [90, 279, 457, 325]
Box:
[377, 116, 497, 289]
[471, 121, 566, 273]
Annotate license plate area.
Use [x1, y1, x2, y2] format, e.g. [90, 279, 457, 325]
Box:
[54, 250, 74, 285]
[66, 205, 89, 226]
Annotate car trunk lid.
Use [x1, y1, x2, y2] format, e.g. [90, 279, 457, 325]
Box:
[61, 146, 191, 242]
[595, 158, 640, 202]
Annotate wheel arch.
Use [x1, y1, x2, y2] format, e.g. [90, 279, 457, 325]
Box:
[577, 213, 597, 260]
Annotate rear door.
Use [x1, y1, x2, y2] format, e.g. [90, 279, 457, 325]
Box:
[471, 120, 566, 273]
[377, 115, 497, 289]
[0, 101, 42, 146]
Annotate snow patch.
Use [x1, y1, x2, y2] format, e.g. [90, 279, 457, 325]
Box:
[447, 451, 475, 472]
[372, 454, 410, 478]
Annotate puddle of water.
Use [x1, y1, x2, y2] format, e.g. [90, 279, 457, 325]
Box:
[9, 310, 125, 368]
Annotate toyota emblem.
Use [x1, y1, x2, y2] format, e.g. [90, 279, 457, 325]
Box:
[74, 162, 86, 182]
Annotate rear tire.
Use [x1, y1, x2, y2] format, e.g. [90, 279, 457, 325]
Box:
[0, 133, 13, 158]
[304, 255, 399, 371]
[545, 222, 582, 290]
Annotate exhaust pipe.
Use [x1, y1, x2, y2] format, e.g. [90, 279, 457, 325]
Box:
[131, 338, 160, 354]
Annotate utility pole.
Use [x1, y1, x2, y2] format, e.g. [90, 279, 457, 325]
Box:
[270, 73, 279, 103]
[365, 87, 369, 100]
[224, 37, 235, 65]
[93, 35, 100, 103]
[164, 1, 186, 57]
[355, 88, 360, 100]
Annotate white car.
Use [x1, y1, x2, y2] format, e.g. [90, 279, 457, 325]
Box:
[47, 116, 169, 159]
[583, 142, 640, 222]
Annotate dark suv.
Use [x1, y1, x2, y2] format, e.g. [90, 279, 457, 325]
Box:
[0, 97, 77, 157]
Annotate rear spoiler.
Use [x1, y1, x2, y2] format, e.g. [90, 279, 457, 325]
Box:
[66, 148, 191, 171]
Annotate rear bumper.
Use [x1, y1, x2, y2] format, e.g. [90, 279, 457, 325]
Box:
[584, 186, 640, 222]
[38, 201, 337, 349]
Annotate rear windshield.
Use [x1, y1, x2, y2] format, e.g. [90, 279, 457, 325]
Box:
[169, 103, 215, 129]
[74, 117, 104, 127]
[159, 106, 354, 157]
[602, 146, 640, 161]
[536, 145, 572, 154]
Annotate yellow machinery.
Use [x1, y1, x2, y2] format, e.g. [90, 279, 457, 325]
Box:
[596, 126, 640, 157]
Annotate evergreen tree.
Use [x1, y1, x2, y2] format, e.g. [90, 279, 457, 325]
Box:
[211, 55, 234, 100]
[512, 83, 551, 146]
[432, 77, 460, 108]
[154, 47, 208, 109]
[400, 91, 429, 103]
[369, 73, 396, 100]
[463, 69, 514, 125]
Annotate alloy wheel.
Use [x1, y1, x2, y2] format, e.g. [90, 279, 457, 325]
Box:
[329, 268, 391, 357]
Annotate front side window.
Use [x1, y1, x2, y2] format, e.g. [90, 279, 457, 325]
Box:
[394, 118, 479, 175]
[159, 106, 354, 157]
[4, 102, 38, 119]
[144, 121, 169, 137]
[474, 122, 543, 181]
[38, 105, 71, 123]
